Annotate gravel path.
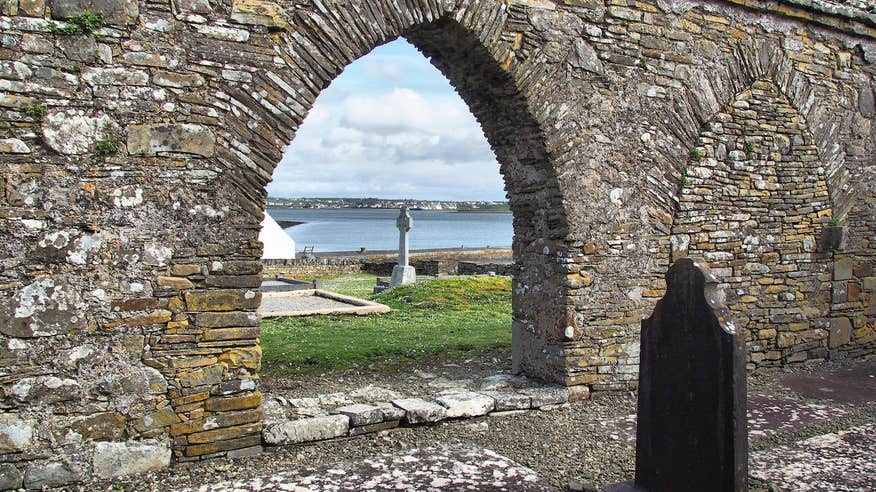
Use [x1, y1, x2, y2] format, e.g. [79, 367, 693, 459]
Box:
[80, 353, 875, 492]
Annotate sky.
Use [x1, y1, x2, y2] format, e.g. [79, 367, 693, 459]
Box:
[266, 38, 507, 202]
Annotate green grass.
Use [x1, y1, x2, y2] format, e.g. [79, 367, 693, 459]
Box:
[261, 275, 512, 374]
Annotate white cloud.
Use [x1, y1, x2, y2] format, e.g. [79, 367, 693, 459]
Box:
[267, 40, 504, 201]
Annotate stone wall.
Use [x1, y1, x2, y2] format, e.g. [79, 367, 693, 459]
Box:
[671, 80, 837, 368]
[0, 0, 873, 485]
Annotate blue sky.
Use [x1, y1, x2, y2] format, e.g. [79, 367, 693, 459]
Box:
[267, 38, 506, 201]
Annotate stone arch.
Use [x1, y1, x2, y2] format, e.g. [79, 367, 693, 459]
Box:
[160, 0, 571, 460]
[670, 79, 835, 367]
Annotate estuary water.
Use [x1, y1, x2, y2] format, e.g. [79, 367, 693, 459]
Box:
[267, 208, 513, 253]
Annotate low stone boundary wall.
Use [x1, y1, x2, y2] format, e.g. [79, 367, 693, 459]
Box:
[262, 250, 515, 279]
[262, 383, 571, 446]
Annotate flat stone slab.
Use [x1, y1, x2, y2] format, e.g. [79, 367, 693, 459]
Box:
[263, 415, 349, 445]
[258, 289, 390, 317]
[436, 391, 495, 418]
[750, 423, 876, 491]
[777, 364, 876, 404]
[181, 445, 559, 491]
[391, 398, 446, 424]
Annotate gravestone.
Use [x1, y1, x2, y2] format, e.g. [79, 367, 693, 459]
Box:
[390, 207, 416, 288]
[635, 258, 748, 492]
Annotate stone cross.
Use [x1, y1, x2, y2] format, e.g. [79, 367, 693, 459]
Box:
[390, 207, 416, 288]
[634, 258, 748, 492]
[396, 206, 413, 267]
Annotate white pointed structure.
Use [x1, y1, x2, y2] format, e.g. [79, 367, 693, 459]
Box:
[259, 212, 297, 260]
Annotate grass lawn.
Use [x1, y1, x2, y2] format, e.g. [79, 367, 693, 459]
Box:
[261, 275, 512, 374]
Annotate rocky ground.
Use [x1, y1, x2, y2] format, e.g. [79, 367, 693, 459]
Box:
[80, 351, 875, 491]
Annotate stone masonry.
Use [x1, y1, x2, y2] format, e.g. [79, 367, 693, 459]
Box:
[0, 0, 874, 486]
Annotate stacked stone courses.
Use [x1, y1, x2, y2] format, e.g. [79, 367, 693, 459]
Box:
[0, 0, 873, 486]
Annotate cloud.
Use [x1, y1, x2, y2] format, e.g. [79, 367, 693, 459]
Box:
[267, 40, 504, 201]
[340, 88, 477, 137]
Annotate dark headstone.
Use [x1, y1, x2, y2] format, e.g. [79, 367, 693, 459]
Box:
[635, 258, 748, 492]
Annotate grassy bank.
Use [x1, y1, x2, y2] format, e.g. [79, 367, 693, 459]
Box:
[261, 275, 512, 374]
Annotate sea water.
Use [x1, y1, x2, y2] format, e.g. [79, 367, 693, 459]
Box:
[267, 208, 513, 253]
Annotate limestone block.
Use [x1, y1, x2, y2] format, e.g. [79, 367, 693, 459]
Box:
[0, 415, 33, 453]
[18, 0, 45, 16]
[262, 415, 349, 445]
[569, 38, 604, 74]
[82, 67, 149, 86]
[0, 138, 30, 154]
[92, 441, 172, 479]
[10, 376, 80, 404]
[41, 110, 118, 155]
[482, 391, 532, 411]
[829, 318, 853, 348]
[0, 464, 23, 490]
[153, 70, 205, 88]
[334, 404, 384, 426]
[349, 385, 402, 402]
[127, 123, 216, 157]
[68, 412, 126, 441]
[173, 0, 211, 14]
[436, 392, 495, 418]
[49, 0, 139, 25]
[391, 398, 447, 424]
[231, 0, 288, 29]
[24, 462, 80, 489]
[376, 402, 406, 421]
[519, 387, 570, 408]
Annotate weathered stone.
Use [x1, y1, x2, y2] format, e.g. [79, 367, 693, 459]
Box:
[93, 441, 171, 479]
[10, 376, 80, 404]
[58, 34, 96, 62]
[153, 70, 206, 88]
[82, 67, 149, 86]
[157, 276, 194, 290]
[635, 259, 748, 491]
[348, 420, 399, 437]
[69, 412, 126, 441]
[49, 0, 139, 25]
[231, 0, 288, 29]
[0, 415, 33, 453]
[376, 401, 406, 421]
[127, 124, 216, 157]
[519, 387, 569, 408]
[132, 407, 179, 433]
[41, 110, 118, 155]
[0, 463, 23, 490]
[829, 317, 853, 348]
[0, 138, 31, 154]
[173, 0, 211, 14]
[391, 398, 447, 424]
[18, 0, 45, 16]
[204, 391, 262, 412]
[333, 404, 383, 426]
[178, 364, 225, 388]
[24, 461, 80, 489]
[218, 346, 262, 371]
[185, 290, 260, 312]
[483, 391, 532, 411]
[197, 311, 260, 328]
[350, 385, 402, 402]
[436, 392, 495, 418]
[263, 415, 349, 445]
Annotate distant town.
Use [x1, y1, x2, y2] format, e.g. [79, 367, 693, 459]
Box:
[266, 197, 510, 212]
